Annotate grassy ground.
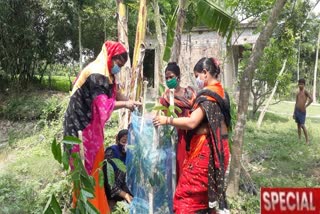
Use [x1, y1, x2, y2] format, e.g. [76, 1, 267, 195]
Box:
[268, 101, 320, 118]
[39, 75, 76, 92]
[233, 106, 320, 213]
[0, 90, 319, 213]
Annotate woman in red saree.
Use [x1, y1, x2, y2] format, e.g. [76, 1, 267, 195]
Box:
[159, 62, 196, 182]
[153, 57, 231, 213]
[63, 41, 141, 213]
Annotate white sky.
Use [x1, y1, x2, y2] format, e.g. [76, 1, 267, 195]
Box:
[311, 0, 320, 15]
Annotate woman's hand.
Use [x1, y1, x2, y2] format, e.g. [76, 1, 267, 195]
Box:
[125, 100, 142, 111]
[153, 116, 168, 127]
[124, 193, 133, 204]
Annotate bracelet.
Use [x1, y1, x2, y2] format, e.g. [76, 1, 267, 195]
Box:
[170, 117, 173, 125]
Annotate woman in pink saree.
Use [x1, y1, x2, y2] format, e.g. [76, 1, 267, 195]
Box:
[63, 41, 140, 213]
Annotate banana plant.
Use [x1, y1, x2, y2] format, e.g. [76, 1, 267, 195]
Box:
[164, 0, 236, 62]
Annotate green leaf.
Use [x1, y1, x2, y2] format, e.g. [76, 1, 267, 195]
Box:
[106, 161, 115, 187]
[152, 105, 168, 111]
[80, 188, 94, 199]
[43, 194, 62, 214]
[63, 136, 82, 145]
[171, 112, 178, 118]
[163, 5, 178, 62]
[80, 173, 95, 190]
[111, 158, 126, 172]
[168, 105, 175, 114]
[98, 169, 104, 188]
[174, 106, 182, 114]
[159, 84, 165, 96]
[149, 177, 155, 187]
[62, 152, 69, 170]
[196, 0, 236, 43]
[71, 170, 81, 182]
[43, 195, 54, 214]
[85, 201, 100, 214]
[51, 138, 62, 164]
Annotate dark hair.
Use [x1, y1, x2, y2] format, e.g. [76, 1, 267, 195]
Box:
[193, 57, 221, 78]
[112, 52, 128, 63]
[298, 78, 305, 85]
[117, 129, 128, 143]
[165, 62, 180, 77]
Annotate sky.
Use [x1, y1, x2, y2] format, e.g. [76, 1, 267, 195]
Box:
[311, 0, 320, 15]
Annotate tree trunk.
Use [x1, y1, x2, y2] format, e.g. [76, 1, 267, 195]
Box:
[313, 28, 320, 103]
[116, 0, 132, 129]
[129, 0, 147, 102]
[152, 0, 165, 93]
[169, 0, 187, 63]
[251, 93, 258, 119]
[78, 9, 83, 71]
[227, 0, 287, 197]
[257, 59, 287, 128]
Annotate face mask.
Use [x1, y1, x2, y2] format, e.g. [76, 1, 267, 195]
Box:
[166, 77, 178, 89]
[111, 64, 121, 74]
[118, 144, 127, 153]
[196, 76, 204, 89]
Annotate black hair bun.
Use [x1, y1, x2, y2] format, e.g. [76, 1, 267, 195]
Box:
[167, 62, 177, 66]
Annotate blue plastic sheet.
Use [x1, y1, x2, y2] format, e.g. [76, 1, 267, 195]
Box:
[126, 111, 175, 214]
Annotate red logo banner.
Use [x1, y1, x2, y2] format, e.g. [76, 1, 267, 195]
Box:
[261, 187, 320, 213]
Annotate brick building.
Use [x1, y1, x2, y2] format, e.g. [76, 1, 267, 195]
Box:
[143, 22, 259, 99]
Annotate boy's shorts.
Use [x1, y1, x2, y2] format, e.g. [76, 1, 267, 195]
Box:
[294, 108, 306, 125]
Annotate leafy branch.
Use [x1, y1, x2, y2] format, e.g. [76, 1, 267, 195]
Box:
[44, 136, 99, 214]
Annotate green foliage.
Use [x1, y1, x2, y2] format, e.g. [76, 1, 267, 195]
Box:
[111, 158, 127, 172]
[112, 201, 130, 214]
[104, 113, 119, 147]
[106, 161, 115, 187]
[40, 76, 74, 92]
[104, 158, 127, 187]
[0, 0, 118, 86]
[195, 0, 236, 42]
[244, 110, 320, 188]
[163, 6, 178, 62]
[153, 103, 182, 118]
[226, 90, 237, 148]
[0, 92, 64, 121]
[43, 194, 62, 214]
[44, 136, 100, 214]
[163, 0, 236, 61]
[228, 192, 260, 213]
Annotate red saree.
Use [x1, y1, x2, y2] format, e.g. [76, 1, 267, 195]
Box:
[173, 82, 231, 213]
[159, 86, 196, 182]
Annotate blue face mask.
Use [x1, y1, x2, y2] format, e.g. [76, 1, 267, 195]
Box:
[111, 64, 121, 74]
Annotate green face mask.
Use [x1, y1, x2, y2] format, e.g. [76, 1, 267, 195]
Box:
[166, 77, 178, 89]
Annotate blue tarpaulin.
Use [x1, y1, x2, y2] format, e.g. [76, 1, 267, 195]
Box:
[126, 111, 175, 214]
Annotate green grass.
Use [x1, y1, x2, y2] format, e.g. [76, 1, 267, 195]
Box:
[1, 91, 319, 213]
[240, 111, 320, 212]
[267, 101, 320, 118]
[0, 91, 66, 121]
[40, 75, 76, 92]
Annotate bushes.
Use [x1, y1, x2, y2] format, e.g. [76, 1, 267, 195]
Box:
[0, 91, 65, 121]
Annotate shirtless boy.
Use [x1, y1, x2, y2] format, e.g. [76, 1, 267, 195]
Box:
[293, 78, 313, 144]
